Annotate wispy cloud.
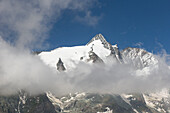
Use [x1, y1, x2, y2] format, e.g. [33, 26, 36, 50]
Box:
[134, 42, 144, 48]
[0, 0, 98, 49]
[75, 11, 102, 27]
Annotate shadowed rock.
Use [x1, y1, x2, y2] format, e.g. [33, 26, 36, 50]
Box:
[56, 58, 66, 72]
[109, 44, 124, 64]
[87, 51, 103, 63]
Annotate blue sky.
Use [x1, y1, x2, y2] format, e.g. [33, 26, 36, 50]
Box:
[47, 0, 170, 54]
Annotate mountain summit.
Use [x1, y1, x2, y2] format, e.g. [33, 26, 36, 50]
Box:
[86, 33, 112, 50]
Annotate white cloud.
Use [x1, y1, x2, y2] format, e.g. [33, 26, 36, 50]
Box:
[0, 36, 170, 96]
[75, 11, 102, 27]
[0, 0, 98, 49]
[134, 42, 143, 47]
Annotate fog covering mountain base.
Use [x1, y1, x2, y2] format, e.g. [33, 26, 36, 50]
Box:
[0, 33, 169, 95]
[38, 34, 170, 94]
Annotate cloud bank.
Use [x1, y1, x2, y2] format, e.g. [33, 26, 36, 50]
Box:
[58, 56, 170, 95]
[0, 37, 170, 96]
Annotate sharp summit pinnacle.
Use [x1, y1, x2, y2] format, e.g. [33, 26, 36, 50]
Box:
[86, 33, 112, 50]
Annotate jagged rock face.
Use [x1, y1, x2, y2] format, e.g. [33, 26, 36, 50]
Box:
[87, 51, 104, 63]
[109, 46, 124, 63]
[46, 92, 170, 113]
[0, 91, 56, 113]
[0, 91, 170, 113]
[87, 34, 124, 64]
[56, 58, 66, 71]
[121, 47, 158, 68]
[87, 34, 112, 50]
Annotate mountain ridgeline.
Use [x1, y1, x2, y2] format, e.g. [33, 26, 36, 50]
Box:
[0, 34, 169, 113]
[39, 33, 157, 71]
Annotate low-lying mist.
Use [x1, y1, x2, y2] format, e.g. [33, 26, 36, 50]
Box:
[0, 37, 170, 96]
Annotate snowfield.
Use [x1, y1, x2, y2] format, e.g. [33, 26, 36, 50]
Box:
[39, 35, 115, 71]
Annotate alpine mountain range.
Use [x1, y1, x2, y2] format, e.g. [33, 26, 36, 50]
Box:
[0, 34, 170, 113]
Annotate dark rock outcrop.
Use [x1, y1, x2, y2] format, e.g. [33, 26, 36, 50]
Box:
[87, 51, 103, 63]
[0, 92, 56, 113]
[87, 34, 124, 64]
[109, 44, 124, 63]
[32, 51, 42, 55]
[86, 34, 112, 50]
[56, 58, 66, 71]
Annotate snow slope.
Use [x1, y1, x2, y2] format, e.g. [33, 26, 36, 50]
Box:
[39, 34, 116, 70]
[39, 34, 159, 73]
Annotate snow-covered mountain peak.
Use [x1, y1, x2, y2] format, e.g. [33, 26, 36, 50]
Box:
[86, 33, 113, 50]
[121, 47, 158, 68]
[38, 34, 122, 70]
[38, 34, 158, 71]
